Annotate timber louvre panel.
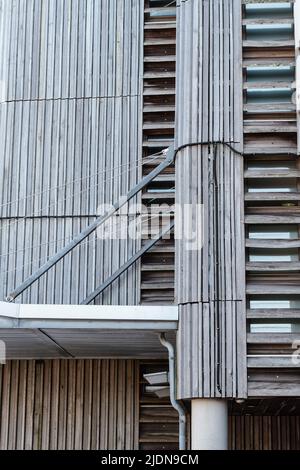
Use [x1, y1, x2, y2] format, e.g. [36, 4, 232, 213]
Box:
[243, 0, 300, 395]
[175, 0, 247, 399]
[140, 0, 176, 305]
[0, 360, 139, 450]
[138, 362, 180, 450]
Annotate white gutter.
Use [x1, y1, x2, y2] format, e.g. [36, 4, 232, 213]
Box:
[0, 302, 178, 330]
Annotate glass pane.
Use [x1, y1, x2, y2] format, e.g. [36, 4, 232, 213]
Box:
[245, 24, 294, 41]
[245, 3, 293, 20]
[250, 321, 300, 333]
[247, 179, 297, 193]
[246, 89, 293, 104]
[249, 248, 298, 261]
[249, 295, 300, 309]
[248, 225, 298, 239]
[246, 66, 295, 83]
[149, 0, 176, 16]
[250, 323, 292, 333]
[247, 161, 296, 171]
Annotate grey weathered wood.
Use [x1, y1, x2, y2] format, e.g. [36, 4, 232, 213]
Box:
[245, 193, 300, 201]
[247, 283, 300, 294]
[295, 0, 300, 154]
[247, 308, 300, 319]
[243, 40, 295, 47]
[245, 169, 300, 178]
[248, 372, 300, 397]
[248, 333, 300, 344]
[0, 0, 144, 305]
[247, 356, 300, 368]
[246, 261, 300, 271]
[175, 0, 246, 399]
[0, 359, 139, 450]
[243, 0, 297, 228]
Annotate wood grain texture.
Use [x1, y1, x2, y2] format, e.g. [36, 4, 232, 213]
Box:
[0, 0, 144, 305]
[175, 0, 246, 399]
[140, 1, 176, 305]
[229, 415, 300, 450]
[0, 359, 139, 450]
[294, 0, 300, 154]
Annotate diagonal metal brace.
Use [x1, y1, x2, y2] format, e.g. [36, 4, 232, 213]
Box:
[81, 220, 174, 305]
[6, 146, 175, 302]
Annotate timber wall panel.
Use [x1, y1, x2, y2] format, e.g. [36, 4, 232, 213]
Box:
[140, 0, 176, 305]
[0, 359, 139, 450]
[243, 0, 300, 395]
[0, 0, 141, 101]
[0, 0, 144, 304]
[175, 0, 246, 398]
[229, 415, 300, 450]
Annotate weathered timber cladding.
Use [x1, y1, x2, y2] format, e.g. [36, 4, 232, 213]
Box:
[139, 362, 180, 450]
[243, 1, 300, 395]
[296, 1, 300, 154]
[0, 0, 143, 304]
[140, 1, 176, 305]
[0, 0, 141, 101]
[0, 359, 139, 450]
[175, 0, 246, 398]
[229, 415, 300, 450]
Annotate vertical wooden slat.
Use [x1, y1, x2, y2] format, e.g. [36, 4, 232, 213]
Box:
[0, 361, 11, 449]
[41, 359, 51, 449]
[58, 359, 68, 450]
[33, 361, 43, 450]
[66, 358, 76, 450]
[91, 359, 101, 450]
[49, 359, 59, 449]
[16, 361, 27, 449]
[74, 359, 84, 450]
[82, 359, 93, 450]
[24, 360, 35, 449]
[134, 360, 140, 450]
[8, 360, 18, 449]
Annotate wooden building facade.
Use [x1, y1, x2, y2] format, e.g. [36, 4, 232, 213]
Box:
[0, 0, 300, 450]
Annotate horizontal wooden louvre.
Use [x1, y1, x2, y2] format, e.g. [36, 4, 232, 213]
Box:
[140, 0, 176, 305]
[139, 362, 179, 450]
[0, 360, 139, 450]
[243, 0, 300, 395]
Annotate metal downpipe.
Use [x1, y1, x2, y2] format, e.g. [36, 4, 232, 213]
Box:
[159, 333, 186, 450]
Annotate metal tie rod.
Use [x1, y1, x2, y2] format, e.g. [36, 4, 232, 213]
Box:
[81, 220, 174, 305]
[6, 146, 175, 302]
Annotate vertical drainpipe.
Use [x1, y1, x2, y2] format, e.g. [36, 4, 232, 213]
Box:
[159, 333, 186, 450]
